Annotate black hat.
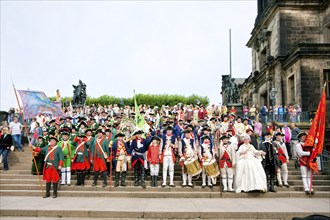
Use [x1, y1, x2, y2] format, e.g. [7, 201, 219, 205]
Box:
[132, 129, 144, 136]
[49, 119, 56, 124]
[37, 136, 44, 140]
[49, 137, 59, 142]
[151, 136, 161, 142]
[201, 135, 210, 141]
[59, 117, 66, 121]
[182, 130, 191, 134]
[166, 126, 173, 131]
[85, 128, 93, 133]
[96, 129, 105, 134]
[243, 118, 249, 122]
[78, 121, 87, 127]
[66, 116, 73, 120]
[264, 131, 272, 136]
[42, 127, 48, 132]
[220, 134, 231, 140]
[49, 131, 56, 136]
[78, 132, 86, 138]
[297, 132, 307, 139]
[186, 124, 194, 130]
[115, 133, 125, 138]
[275, 132, 284, 136]
[105, 128, 111, 133]
[201, 127, 210, 132]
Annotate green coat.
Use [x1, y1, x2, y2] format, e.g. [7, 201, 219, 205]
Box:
[90, 137, 110, 162]
[73, 141, 89, 162]
[31, 142, 46, 175]
[39, 145, 64, 169]
[57, 141, 74, 168]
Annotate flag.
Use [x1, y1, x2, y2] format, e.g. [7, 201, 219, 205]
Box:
[17, 90, 66, 119]
[304, 84, 327, 173]
[133, 90, 146, 131]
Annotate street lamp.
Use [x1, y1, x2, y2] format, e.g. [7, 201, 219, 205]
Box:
[269, 87, 278, 121]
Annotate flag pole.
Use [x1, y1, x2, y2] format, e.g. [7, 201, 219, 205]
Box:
[12, 82, 44, 196]
[308, 82, 327, 197]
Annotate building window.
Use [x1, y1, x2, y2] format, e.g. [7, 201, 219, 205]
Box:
[260, 49, 266, 68]
[324, 69, 330, 99]
[288, 75, 295, 104]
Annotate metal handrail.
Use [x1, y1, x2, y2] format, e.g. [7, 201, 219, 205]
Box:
[319, 150, 330, 174]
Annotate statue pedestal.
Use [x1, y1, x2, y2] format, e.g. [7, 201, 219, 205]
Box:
[227, 103, 243, 117]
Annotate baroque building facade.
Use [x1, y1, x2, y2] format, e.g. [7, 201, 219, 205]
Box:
[240, 0, 330, 126]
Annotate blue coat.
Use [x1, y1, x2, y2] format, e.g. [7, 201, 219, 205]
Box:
[130, 138, 148, 168]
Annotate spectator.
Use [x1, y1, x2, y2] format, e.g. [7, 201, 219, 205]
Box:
[296, 105, 302, 123]
[31, 122, 42, 145]
[282, 122, 292, 159]
[277, 105, 283, 122]
[260, 105, 267, 124]
[290, 123, 300, 159]
[9, 117, 24, 151]
[36, 112, 45, 127]
[250, 105, 256, 120]
[243, 106, 249, 118]
[0, 127, 12, 171]
[253, 119, 263, 142]
[229, 106, 236, 115]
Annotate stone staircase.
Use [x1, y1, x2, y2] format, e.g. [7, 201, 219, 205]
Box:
[1, 148, 330, 198]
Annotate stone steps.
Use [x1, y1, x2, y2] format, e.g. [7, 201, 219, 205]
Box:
[1, 183, 330, 192]
[1, 190, 329, 198]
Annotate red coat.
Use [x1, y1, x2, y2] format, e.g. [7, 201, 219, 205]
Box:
[147, 144, 160, 164]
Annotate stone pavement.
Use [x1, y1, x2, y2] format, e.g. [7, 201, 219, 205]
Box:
[0, 196, 329, 219]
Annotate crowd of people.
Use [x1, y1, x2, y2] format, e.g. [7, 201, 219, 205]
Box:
[0, 103, 314, 199]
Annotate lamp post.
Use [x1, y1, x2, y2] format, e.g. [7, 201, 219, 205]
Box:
[269, 88, 278, 121]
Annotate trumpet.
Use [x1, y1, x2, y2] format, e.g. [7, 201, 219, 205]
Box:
[124, 135, 136, 143]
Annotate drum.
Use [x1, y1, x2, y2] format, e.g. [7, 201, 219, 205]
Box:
[184, 157, 202, 176]
[203, 159, 220, 178]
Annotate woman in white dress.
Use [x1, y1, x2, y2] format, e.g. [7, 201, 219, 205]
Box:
[235, 134, 267, 193]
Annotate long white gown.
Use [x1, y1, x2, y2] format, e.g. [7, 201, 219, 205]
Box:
[235, 143, 267, 193]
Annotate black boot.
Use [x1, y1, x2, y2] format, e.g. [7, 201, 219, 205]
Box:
[154, 175, 158, 187]
[269, 176, 276, 192]
[43, 182, 51, 198]
[76, 172, 81, 186]
[102, 172, 107, 187]
[115, 172, 120, 187]
[81, 172, 85, 186]
[92, 171, 99, 186]
[151, 176, 155, 187]
[134, 169, 139, 187]
[121, 172, 127, 187]
[53, 182, 58, 198]
[141, 169, 146, 188]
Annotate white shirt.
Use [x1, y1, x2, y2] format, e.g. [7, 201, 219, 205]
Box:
[9, 121, 22, 135]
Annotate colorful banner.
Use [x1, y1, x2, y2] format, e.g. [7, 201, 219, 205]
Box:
[304, 86, 327, 173]
[17, 90, 65, 119]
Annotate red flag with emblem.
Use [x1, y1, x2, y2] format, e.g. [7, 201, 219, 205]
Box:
[304, 84, 327, 174]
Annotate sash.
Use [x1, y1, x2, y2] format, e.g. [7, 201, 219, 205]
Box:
[97, 138, 108, 158]
[44, 147, 57, 162]
[75, 142, 85, 154]
[62, 141, 71, 157]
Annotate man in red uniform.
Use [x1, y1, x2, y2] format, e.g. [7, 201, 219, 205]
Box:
[274, 132, 290, 188]
[30, 137, 64, 198]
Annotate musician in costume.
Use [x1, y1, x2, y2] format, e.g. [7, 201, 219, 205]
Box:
[31, 136, 46, 175]
[42, 127, 50, 145]
[30, 137, 64, 198]
[160, 126, 177, 187]
[72, 133, 90, 186]
[130, 130, 148, 188]
[147, 136, 162, 187]
[112, 133, 131, 187]
[69, 127, 77, 142]
[295, 132, 314, 194]
[227, 129, 238, 151]
[259, 132, 277, 192]
[58, 128, 75, 186]
[199, 135, 214, 188]
[89, 129, 110, 187]
[217, 134, 236, 192]
[273, 132, 290, 188]
[179, 130, 196, 188]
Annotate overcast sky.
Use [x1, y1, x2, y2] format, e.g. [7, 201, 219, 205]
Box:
[1, 0, 257, 111]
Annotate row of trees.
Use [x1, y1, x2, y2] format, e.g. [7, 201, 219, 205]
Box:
[50, 94, 210, 107]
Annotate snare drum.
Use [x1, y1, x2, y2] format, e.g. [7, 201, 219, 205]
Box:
[184, 157, 202, 176]
[203, 159, 220, 178]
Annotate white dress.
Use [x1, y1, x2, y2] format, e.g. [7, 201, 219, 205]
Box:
[235, 143, 267, 193]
